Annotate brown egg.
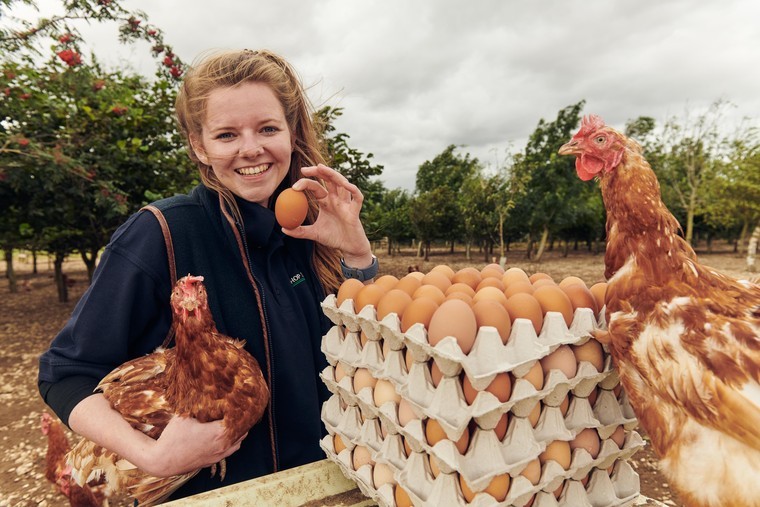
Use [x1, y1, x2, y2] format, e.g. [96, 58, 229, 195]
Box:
[559, 394, 570, 416]
[570, 427, 601, 458]
[431, 264, 456, 279]
[333, 433, 347, 453]
[353, 367, 377, 393]
[539, 440, 572, 470]
[445, 291, 473, 305]
[520, 458, 541, 485]
[472, 299, 512, 344]
[540, 345, 578, 379]
[373, 462, 395, 488]
[553, 481, 565, 499]
[527, 401, 541, 427]
[472, 286, 509, 307]
[452, 267, 482, 290]
[428, 299, 478, 353]
[558, 276, 586, 289]
[376, 289, 413, 320]
[274, 188, 308, 229]
[402, 436, 412, 457]
[352, 444, 373, 470]
[483, 263, 505, 274]
[445, 282, 476, 298]
[336, 278, 365, 307]
[421, 270, 452, 292]
[590, 282, 608, 310]
[429, 454, 441, 477]
[360, 330, 369, 347]
[426, 418, 469, 454]
[562, 283, 599, 315]
[588, 387, 599, 407]
[533, 285, 574, 327]
[572, 338, 605, 372]
[334, 361, 347, 382]
[463, 372, 512, 404]
[494, 412, 509, 440]
[460, 473, 510, 502]
[400, 297, 439, 332]
[429, 359, 443, 387]
[405, 348, 414, 372]
[531, 278, 557, 288]
[396, 274, 422, 296]
[504, 293, 544, 334]
[480, 266, 504, 280]
[476, 277, 505, 292]
[412, 284, 445, 305]
[503, 281, 535, 298]
[373, 379, 400, 407]
[406, 270, 425, 281]
[354, 283, 387, 313]
[395, 485, 413, 507]
[528, 272, 553, 284]
[502, 267, 530, 287]
[374, 274, 399, 292]
[521, 361, 544, 390]
[610, 425, 626, 448]
[398, 397, 419, 427]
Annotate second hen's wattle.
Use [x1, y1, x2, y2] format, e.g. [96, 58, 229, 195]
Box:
[66, 275, 270, 506]
[559, 115, 760, 507]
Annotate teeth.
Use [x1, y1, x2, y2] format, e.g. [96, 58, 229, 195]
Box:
[237, 164, 270, 175]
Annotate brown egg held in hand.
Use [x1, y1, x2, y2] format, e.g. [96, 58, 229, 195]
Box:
[274, 188, 308, 229]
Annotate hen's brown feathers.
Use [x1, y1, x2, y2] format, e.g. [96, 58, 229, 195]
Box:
[66, 275, 270, 506]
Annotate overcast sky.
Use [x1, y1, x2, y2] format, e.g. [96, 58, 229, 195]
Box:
[16, 0, 760, 190]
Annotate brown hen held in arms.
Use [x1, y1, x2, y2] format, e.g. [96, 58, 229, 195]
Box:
[66, 274, 270, 506]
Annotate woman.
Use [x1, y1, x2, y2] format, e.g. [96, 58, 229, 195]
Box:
[38, 49, 376, 499]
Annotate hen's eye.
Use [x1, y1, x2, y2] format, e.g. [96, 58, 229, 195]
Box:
[595, 136, 605, 144]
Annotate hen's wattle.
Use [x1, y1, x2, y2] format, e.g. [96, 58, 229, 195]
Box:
[66, 275, 270, 506]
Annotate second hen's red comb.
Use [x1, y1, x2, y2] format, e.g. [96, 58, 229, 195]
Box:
[577, 115, 606, 137]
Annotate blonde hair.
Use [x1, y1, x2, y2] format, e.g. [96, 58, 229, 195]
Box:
[175, 49, 341, 293]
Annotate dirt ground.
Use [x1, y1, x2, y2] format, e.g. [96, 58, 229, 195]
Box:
[0, 245, 755, 506]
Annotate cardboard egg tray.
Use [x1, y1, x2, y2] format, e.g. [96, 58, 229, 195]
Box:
[319, 292, 644, 506]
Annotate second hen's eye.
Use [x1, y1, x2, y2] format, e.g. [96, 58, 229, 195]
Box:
[595, 135, 606, 144]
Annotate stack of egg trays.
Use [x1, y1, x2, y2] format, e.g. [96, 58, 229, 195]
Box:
[319, 293, 644, 506]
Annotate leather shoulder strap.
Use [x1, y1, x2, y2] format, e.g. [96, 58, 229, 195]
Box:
[141, 204, 176, 348]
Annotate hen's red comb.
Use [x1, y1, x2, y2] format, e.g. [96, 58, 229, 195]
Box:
[578, 115, 606, 136]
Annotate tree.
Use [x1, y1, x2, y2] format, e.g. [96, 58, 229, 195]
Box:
[509, 101, 587, 261]
[368, 188, 413, 255]
[1, 1, 192, 297]
[408, 187, 460, 261]
[314, 105, 385, 209]
[459, 171, 505, 262]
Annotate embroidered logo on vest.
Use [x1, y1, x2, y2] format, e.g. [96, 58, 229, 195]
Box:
[290, 272, 306, 287]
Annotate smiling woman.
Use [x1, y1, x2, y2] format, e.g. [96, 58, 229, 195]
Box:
[37, 48, 376, 504]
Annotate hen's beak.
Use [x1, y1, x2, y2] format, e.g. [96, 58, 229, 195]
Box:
[558, 140, 580, 156]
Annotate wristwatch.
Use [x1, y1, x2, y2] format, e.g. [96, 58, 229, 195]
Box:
[340, 255, 379, 281]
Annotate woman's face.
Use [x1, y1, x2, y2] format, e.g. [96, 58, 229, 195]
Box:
[192, 82, 293, 206]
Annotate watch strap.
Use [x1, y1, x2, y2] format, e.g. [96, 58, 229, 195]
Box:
[340, 255, 379, 281]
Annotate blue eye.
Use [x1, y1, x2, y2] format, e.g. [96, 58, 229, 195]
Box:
[216, 132, 234, 140]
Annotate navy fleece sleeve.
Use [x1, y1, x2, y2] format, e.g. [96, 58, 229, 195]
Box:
[38, 211, 174, 425]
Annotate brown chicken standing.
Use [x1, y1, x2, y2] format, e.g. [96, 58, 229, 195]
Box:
[559, 115, 760, 507]
[66, 274, 270, 506]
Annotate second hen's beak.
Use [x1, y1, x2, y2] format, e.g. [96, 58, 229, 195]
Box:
[558, 140, 580, 156]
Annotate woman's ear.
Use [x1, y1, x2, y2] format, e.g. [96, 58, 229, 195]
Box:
[189, 135, 210, 165]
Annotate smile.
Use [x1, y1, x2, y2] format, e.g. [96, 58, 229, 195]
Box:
[236, 164, 271, 176]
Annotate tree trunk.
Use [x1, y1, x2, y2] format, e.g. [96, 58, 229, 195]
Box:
[387, 239, 392, 256]
[416, 239, 424, 258]
[563, 241, 570, 258]
[32, 249, 38, 274]
[80, 248, 98, 283]
[4, 249, 17, 293]
[747, 223, 760, 273]
[525, 237, 534, 259]
[737, 220, 749, 255]
[533, 226, 550, 262]
[685, 196, 696, 244]
[54, 252, 69, 303]
[424, 241, 430, 261]
[465, 242, 471, 261]
[450, 241, 455, 254]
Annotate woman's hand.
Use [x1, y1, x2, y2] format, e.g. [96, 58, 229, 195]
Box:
[286, 164, 373, 268]
[142, 416, 246, 477]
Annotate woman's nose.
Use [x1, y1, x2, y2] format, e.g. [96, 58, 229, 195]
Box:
[238, 135, 264, 157]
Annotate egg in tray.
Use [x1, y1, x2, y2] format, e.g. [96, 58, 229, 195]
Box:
[319, 264, 644, 507]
